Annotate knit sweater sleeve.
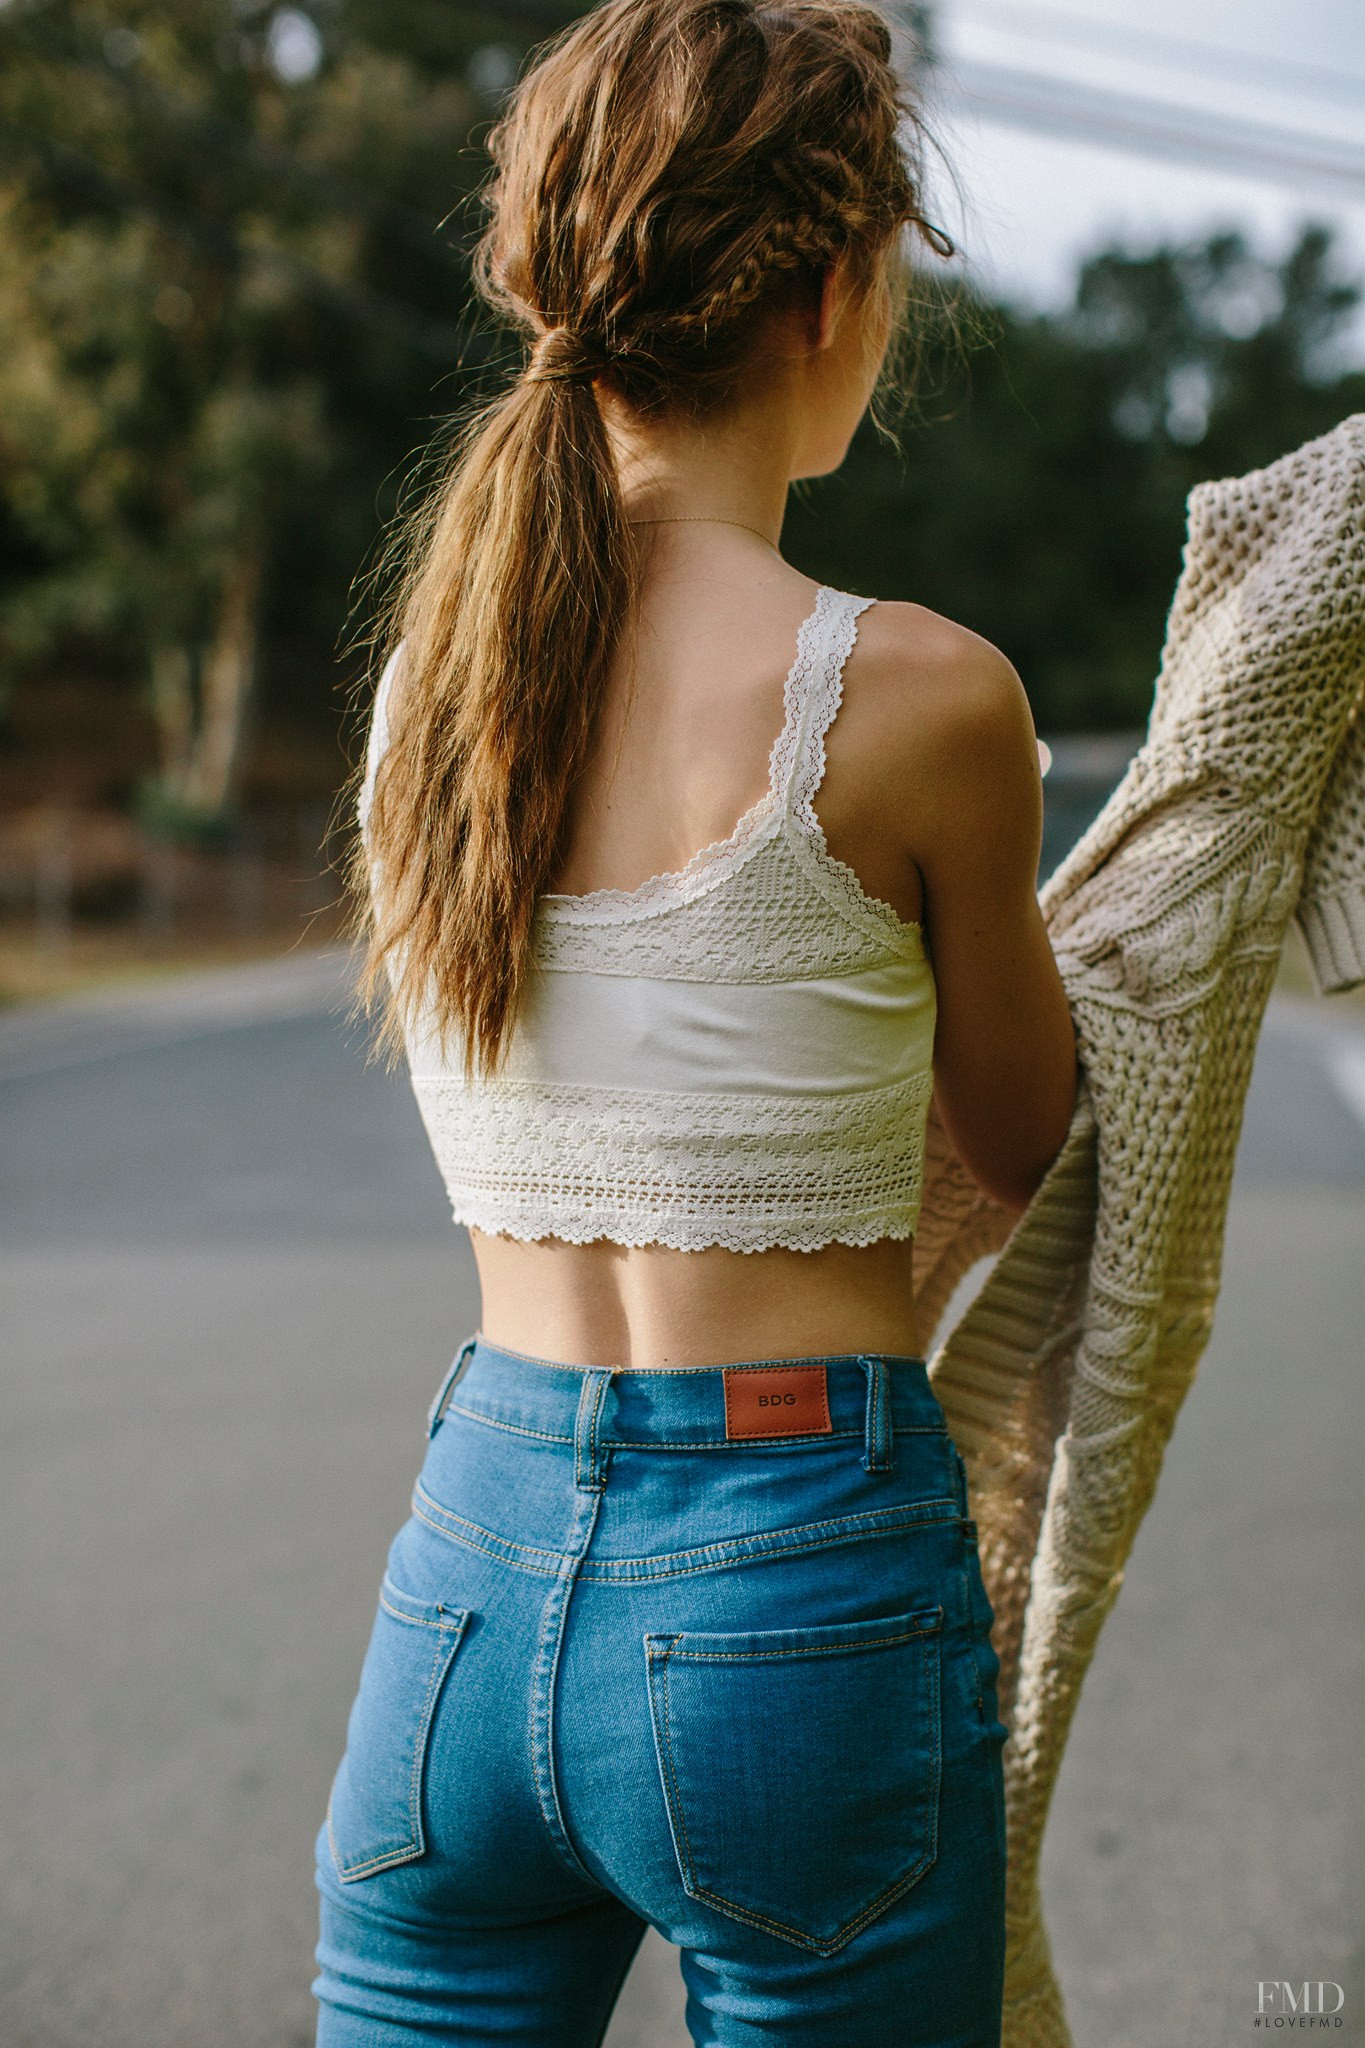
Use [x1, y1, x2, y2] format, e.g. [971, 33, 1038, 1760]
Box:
[1295, 676, 1365, 992]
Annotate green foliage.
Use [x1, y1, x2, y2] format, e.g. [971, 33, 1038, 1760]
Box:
[0, 0, 1361, 815]
[0, 0, 522, 818]
[785, 224, 1365, 731]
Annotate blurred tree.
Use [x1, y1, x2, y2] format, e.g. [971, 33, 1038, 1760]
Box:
[785, 223, 1365, 730]
[0, 0, 1361, 827]
[0, 0, 564, 826]
[0, 197, 332, 821]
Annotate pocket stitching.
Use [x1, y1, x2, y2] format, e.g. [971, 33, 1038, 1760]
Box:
[646, 1621, 944, 1953]
[655, 1650, 700, 1898]
[328, 1593, 469, 1883]
[414, 1481, 961, 1584]
[664, 1621, 938, 1663]
[379, 1591, 463, 1632]
[651, 1604, 944, 1662]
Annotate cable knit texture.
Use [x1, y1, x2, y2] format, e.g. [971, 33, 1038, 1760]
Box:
[914, 413, 1365, 2045]
[367, 585, 939, 1253]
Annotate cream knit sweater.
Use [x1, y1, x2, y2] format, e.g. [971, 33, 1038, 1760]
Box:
[916, 412, 1365, 2046]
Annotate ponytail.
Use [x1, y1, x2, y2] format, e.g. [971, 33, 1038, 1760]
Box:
[349, 0, 946, 1074]
[353, 337, 636, 1073]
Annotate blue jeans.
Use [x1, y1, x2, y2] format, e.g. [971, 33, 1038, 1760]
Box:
[313, 1340, 1009, 2046]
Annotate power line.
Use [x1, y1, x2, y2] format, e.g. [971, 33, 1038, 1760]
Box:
[450, 0, 1365, 206]
[944, 0, 1365, 113]
[936, 58, 1365, 200]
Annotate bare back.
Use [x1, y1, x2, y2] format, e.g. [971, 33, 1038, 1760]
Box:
[470, 542, 1071, 1370]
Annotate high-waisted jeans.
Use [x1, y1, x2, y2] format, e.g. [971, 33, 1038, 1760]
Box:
[313, 1340, 1009, 2046]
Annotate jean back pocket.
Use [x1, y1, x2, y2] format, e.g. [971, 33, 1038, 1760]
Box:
[327, 1575, 470, 1883]
[645, 1604, 944, 1954]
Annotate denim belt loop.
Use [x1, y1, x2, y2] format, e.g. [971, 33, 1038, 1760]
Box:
[427, 1336, 477, 1439]
[573, 1369, 615, 1492]
[858, 1355, 895, 1472]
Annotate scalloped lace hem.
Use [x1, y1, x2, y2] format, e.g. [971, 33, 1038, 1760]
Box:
[444, 1197, 921, 1255]
[408, 1067, 933, 1254]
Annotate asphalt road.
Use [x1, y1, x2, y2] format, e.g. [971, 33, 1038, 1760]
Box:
[2, 952, 1362, 2048]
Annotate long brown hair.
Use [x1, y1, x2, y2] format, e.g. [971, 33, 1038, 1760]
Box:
[351, 0, 948, 1073]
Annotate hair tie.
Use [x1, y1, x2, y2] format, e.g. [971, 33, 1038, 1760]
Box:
[524, 326, 613, 384]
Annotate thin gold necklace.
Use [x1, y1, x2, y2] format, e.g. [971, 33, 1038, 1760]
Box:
[629, 514, 783, 553]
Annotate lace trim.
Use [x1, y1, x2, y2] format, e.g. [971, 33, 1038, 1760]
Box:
[529, 836, 924, 978]
[534, 586, 918, 947]
[787, 828, 916, 950]
[538, 794, 783, 925]
[366, 596, 919, 951]
[771, 584, 846, 815]
[538, 586, 843, 926]
[408, 1067, 932, 1254]
[779, 594, 912, 944]
[788, 591, 875, 818]
[773, 587, 920, 949]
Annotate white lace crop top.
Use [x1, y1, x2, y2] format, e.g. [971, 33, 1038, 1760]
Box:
[360, 583, 937, 1253]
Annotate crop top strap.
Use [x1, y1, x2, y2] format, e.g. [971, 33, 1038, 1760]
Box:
[772, 585, 879, 822]
[358, 641, 406, 843]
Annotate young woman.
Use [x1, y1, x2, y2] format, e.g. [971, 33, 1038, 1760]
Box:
[317, 2, 1078, 2042]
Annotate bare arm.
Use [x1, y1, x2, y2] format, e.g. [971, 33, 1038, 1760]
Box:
[904, 631, 1078, 1211]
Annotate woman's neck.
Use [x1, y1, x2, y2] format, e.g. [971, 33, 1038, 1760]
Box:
[598, 341, 803, 539]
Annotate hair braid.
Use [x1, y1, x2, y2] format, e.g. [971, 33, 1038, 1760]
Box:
[352, 0, 953, 1072]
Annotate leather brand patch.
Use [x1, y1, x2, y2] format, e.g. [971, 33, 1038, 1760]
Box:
[723, 1365, 833, 1439]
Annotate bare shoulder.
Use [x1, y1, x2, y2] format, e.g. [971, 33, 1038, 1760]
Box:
[854, 600, 1031, 747]
[844, 599, 1038, 807]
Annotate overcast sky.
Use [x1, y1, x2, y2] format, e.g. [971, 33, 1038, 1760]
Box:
[919, 0, 1365, 355]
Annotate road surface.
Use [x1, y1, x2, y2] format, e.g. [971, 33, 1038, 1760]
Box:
[2, 952, 1362, 2047]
